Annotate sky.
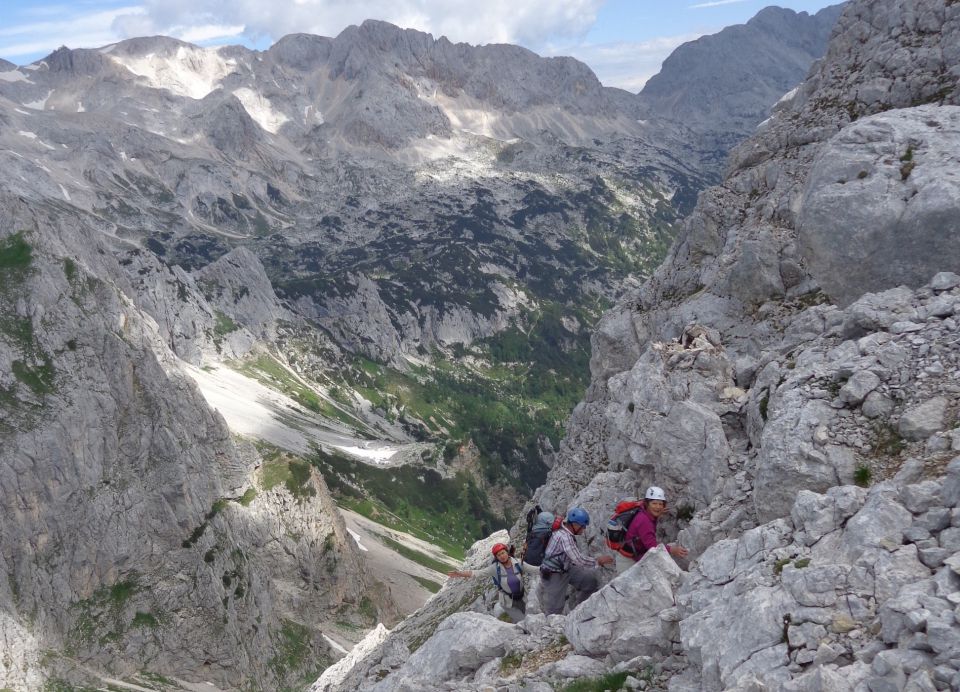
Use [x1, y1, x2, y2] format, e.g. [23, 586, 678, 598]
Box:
[0, 0, 842, 91]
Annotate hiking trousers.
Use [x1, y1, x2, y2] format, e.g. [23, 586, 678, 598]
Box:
[538, 565, 599, 615]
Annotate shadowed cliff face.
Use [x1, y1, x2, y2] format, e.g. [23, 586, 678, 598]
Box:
[0, 193, 398, 690]
[636, 3, 845, 177]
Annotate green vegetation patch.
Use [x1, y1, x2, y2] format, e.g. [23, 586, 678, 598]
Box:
[213, 310, 239, 337]
[262, 457, 293, 492]
[0, 313, 32, 351]
[131, 611, 159, 628]
[182, 498, 230, 548]
[259, 451, 317, 502]
[235, 353, 364, 428]
[408, 574, 442, 594]
[872, 424, 905, 458]
[286, 459, 317, 501]
[0, 232, 33, 292]
[67, 575, 145, 651]
[41, 680, 99, 692]
[374, 534, 452, 573]
[499, 651, 524, 675]
[314, 447, 499, 553]
[268, 618, 329, 690]
[561, 672, 631, 692]
[12, 358, 56, 396]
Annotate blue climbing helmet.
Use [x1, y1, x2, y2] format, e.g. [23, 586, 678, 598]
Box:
[566, 507, 590, 527]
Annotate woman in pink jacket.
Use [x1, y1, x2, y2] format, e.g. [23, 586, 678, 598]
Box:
[615, 486, 689, 574]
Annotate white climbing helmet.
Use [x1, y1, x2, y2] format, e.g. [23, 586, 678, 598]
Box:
[645, 486, 667, 502]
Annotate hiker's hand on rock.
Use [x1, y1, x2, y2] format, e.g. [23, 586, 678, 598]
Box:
[669, 545, 689, 558]
[597, 555, 614, 567]
[447, 570, 471, 578]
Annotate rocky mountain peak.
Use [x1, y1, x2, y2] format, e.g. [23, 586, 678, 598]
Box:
[268, 33, 334, 70]
[44, 45, 113, 75]
[636, 3, 845, 174]
[108, 34, 204, 59]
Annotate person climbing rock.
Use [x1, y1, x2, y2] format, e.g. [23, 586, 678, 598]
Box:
[615, 486, 689, 574]
[447, 542, 538, 622]
[538, 508, 614, 615]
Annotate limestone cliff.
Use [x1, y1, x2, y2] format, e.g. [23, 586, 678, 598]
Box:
[0, 193, 392, 690]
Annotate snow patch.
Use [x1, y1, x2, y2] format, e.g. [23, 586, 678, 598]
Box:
[232, 88, 289, 133]
[332, 444, 397, 465]
[322, 634, 350, 656]
[346, 528, 369, 552]
[22, 90, 53, 110]
[110, 46, 235, 99]
[76, 102, 85, 113]
[186, 364, 410, 463]
[776, 86, 799, 105]
[421, 88, 502, 139]
[58, 185, 71, 201]
[17, 131, 55, 150]
[304, 104, 324, 125]
[14, 108, 29, 115]
[0, 69, 30, 83]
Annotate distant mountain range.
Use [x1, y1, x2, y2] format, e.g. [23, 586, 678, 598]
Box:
[637, 3, 845, 171]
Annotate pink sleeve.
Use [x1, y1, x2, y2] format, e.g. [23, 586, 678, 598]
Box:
[625, 512, 658, 553]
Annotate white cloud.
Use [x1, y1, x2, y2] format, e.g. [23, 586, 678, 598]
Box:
[559, 33, 702, 92]
[128, 0, 605, 49]
[689, 0, 750, 8]
[0, 5, 144, 62]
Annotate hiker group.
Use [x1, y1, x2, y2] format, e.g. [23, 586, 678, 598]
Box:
[447, 486, 689, 622]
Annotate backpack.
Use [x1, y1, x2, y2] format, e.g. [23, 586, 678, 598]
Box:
[605, 500, 646, 556]
[521, 506, 562, 567]
[491, 559, 525, 599]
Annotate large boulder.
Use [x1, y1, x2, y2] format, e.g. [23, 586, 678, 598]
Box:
[798, 106, 960, 307]
[376, 612, 522, 686]
[565, 547, 682, 663]
[755, 394, 855, 523]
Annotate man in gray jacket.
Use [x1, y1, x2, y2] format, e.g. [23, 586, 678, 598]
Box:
[538, 508, 614, 615]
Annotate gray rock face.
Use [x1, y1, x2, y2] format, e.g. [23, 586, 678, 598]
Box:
[565, 548, 682, 662]
[379, 612, 522, 685]
[899, 396, 950, 441]
[798, 106, 960, 306]
[0, 195, 387, 688]
[394, 0, 960, 690]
